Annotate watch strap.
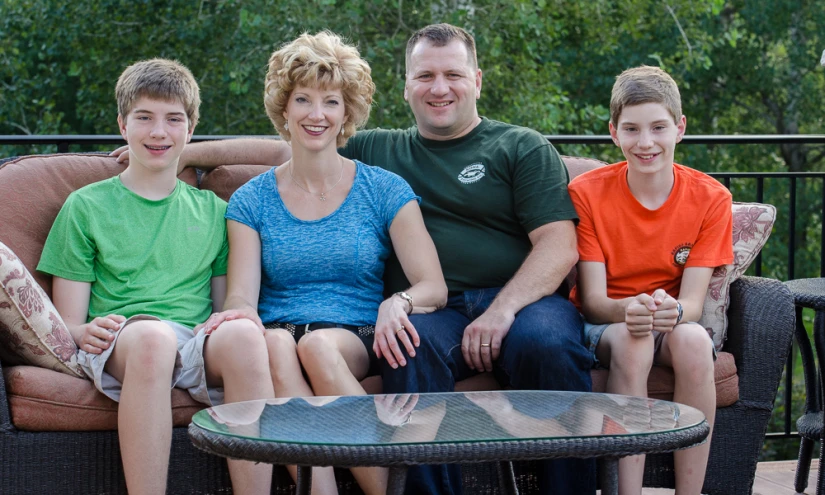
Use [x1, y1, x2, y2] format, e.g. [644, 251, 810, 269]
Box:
[394, 291, 414, 315]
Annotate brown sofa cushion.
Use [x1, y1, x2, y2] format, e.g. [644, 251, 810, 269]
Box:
[5, 353, 736, 431]
[5, 365, 203, 431]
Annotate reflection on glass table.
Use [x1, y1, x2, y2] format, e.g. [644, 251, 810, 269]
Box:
[189, 390, 708, 495]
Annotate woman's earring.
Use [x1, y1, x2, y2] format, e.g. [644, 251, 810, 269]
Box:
[284, 122, 289, 131]
[340, 126, 345, 136]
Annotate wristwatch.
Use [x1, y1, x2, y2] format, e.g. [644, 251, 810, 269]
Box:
[675, 301, 684, 325]
[394, 291, 414, 314]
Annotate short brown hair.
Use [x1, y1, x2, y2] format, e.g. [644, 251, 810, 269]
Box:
[116, 58, 200, 129]
[610, 65, 682, 126]
[405, 23, 478, 71]
[264, 31, 375, 147]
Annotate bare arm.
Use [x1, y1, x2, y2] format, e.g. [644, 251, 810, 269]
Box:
[52, 277, 125, 354]
[112, 138, 292, 173]
[462, 219, 578, 371]
[390, 202, 448, 312]
[577, 261, 635, 324]
[375, 201, 448, 369]
[675, 267, 714, 322]
[198, 220, 264, 333]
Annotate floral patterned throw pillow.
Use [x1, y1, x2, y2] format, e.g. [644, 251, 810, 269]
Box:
[699, 202, 776, 350]
[0, 241, 85, 377]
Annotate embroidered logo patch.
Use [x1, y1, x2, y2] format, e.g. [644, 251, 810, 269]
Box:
[672, 243, 692, 266]
[458, 163, 486, 184]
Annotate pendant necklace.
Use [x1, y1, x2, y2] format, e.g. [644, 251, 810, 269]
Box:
[289, 156, 344, 201]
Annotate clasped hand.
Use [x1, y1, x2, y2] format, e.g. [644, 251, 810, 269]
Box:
[625, 289, 679, 337]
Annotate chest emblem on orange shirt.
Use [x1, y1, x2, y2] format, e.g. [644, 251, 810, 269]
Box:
[672, 243, 693, 266]
[458, 163, 485, 184]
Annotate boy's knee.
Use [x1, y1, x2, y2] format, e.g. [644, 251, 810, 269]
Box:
[122, 320, 177, 355]
[116, 321, 177, 375]
[670, 323, 714, 365]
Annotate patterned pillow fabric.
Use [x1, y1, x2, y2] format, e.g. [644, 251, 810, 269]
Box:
[0, 241, 85, 377]
[699, 202, 776, 350]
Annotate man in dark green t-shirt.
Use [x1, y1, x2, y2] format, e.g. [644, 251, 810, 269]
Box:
[114, 23, 594, 495]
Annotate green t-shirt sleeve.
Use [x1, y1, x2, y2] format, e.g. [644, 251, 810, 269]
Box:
[210, 200, 229, 277]
[512, 134, 579, 233]
[37, 192, 97, 282]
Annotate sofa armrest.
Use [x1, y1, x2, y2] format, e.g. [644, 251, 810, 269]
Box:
[724, 275, 794, 408]
[0, 354, 14, 433]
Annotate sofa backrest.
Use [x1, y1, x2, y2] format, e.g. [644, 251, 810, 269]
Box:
[0, 152, 606, 297]
[197, 155, 608, 201]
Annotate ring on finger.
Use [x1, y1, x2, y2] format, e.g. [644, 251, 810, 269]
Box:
[480, 342, 491, 348]
[395, 326, 406, 334]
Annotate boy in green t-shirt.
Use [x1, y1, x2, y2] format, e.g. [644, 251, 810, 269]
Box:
[37, 59, 276, 494]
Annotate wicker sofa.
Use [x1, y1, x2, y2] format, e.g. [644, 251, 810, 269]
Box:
[0, 152, 794, 494]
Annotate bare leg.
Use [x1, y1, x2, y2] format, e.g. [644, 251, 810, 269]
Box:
[596, 323, 654, 495]
[104, 320, 178, 495]
[264, 329, 337, 495]
[205, 319, 276, 494]
[298, 329, 386, 495]
[657, 324, 716, 495]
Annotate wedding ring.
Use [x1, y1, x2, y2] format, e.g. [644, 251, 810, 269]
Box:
[396, 327, 406, 334]
[480, 343, 491, 347]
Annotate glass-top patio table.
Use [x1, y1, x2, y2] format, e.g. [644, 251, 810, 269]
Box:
[188, 390, 708, 495]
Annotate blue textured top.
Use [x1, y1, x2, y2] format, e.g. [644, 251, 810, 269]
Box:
[226, 160, 419, 325]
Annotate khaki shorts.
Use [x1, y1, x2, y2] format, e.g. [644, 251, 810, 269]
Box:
[77, 314, 224, 406]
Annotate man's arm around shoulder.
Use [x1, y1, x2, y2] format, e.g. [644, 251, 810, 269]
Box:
[112, 138, 292, 173]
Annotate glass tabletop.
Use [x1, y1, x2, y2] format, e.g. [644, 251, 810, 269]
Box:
[191, 391, 705, 448]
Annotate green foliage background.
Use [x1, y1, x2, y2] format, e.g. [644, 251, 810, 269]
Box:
[2, 0, 825, 461]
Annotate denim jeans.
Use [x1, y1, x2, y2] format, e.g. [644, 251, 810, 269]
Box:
[381, 288, 596, 495]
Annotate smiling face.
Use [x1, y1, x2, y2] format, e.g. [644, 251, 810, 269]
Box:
[118, 96, 193, 174]
[609, 102, 686, 178]
[404, 39, 482, 140]
[283, 85, 347, 153]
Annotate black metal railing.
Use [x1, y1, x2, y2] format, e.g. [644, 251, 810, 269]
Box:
[3, 133, 825, 443]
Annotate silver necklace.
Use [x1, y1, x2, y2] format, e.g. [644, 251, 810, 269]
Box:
[288, 156, 344, 201]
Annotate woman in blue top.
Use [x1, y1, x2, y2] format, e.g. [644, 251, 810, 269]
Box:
[200, 32, 447, 494]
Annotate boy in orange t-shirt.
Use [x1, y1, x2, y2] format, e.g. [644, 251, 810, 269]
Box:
[568, 66, 733, 494]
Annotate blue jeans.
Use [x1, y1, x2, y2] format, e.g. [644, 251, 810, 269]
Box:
[381, 288, 596, 495]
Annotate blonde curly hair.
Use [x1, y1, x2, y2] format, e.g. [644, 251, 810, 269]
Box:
[264, 31, 375, 147]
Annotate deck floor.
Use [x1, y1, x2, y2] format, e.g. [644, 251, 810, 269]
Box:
[597, 459, 819, 494]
